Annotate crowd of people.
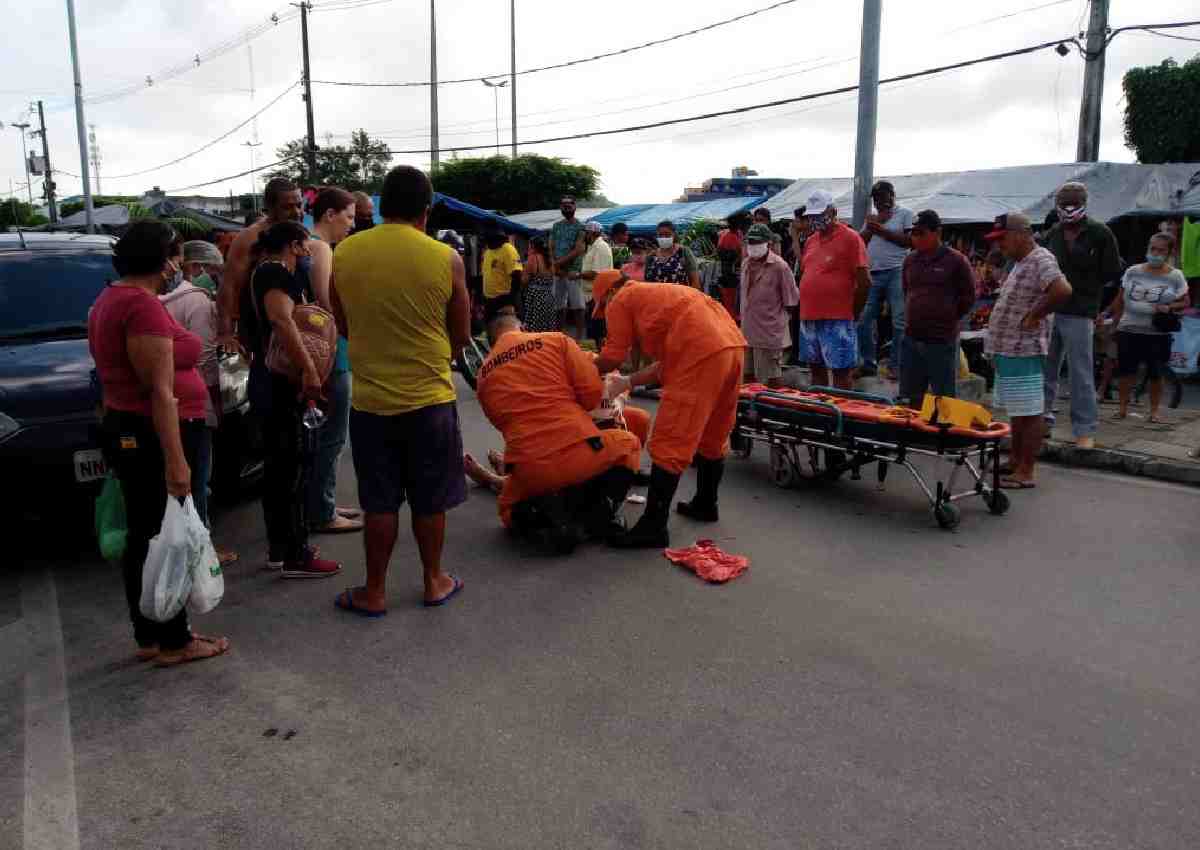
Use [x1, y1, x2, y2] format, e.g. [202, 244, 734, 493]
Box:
[86, 163, 1193, 666]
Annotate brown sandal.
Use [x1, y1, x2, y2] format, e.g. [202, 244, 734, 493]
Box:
[154, 635, 230, 667]
[135, 645, 160, 662]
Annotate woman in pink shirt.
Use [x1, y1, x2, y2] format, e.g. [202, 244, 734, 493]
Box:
[88, 221, 230, 668]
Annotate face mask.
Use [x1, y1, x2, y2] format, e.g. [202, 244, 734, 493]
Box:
[1057, 204, 1086, 224]
[746, 243, 769, 259]
[657, 237, 674, 250]
[1146, 253, 1168, 268]
[192, 272, 217, 293]
[810, 214, 832, 233]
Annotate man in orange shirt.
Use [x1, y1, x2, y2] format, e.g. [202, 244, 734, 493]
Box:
[592, 270, 746, 548]
[476, 311, 640, 553]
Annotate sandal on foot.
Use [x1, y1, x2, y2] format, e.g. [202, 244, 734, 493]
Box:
[155, 636, 230, 667]
[335, 587, 387, 618]
[217, 549, 239, 566]
[135, 645, 160, 662]
[336, 506, 362, 520]
[312, 515, 364, 534]
[999, 477, 1037, 490]
[424, 575, 464, 608]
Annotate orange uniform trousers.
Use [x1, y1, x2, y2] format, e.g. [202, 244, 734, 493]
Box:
[497, 429, 641, 528]
[648, 347, 745, 475]
[621, 404, 650, 448]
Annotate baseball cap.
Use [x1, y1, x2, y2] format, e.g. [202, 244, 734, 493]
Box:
[803, 189, 834, 215]
[182, 240, 224, 266]
[746, 223, 773, 243]
[585, 221, 602, 233]
[908, 209, 942, 232]
[591, 269, 626, 318]
[984, 212, 1032, 241]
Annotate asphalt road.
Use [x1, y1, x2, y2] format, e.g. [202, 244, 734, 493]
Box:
[5, 383, 1200, 850]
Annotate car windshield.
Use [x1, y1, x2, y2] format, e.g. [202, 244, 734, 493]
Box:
[0, 250, 115, 339]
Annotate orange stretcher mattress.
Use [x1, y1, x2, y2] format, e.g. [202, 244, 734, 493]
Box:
[738, 384, 1011, 445]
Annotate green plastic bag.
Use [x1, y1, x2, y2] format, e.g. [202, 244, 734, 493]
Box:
[1182, 217, 1200, 279]
[95, 474, 127, 563]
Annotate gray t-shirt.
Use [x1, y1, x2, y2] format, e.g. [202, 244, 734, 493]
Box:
[866, 206, 913, 272]
[1117, 265, 1188, 334]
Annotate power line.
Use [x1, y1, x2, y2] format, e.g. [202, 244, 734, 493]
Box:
[164, 156, 302, 194]
[313, 0, 806, 88]
[103, 81, 299, 180]
[1137, 27, 1200, 43]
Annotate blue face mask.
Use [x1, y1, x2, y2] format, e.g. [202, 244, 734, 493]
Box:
[1146, 253, 1167, 268]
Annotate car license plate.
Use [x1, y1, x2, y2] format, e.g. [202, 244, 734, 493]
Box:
[74, 449, 107, 483]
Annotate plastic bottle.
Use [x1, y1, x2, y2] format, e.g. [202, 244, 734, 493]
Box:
[301, 400, 326, 431]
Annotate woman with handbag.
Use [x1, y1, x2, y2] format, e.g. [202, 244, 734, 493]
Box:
[88, 221, 230, 667]
[241, 221, 343, 579]
[1106, 232, 1189, 423]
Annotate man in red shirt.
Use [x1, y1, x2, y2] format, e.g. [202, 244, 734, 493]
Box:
[717, 211, 750, 320]
[796, 190, 870, 390]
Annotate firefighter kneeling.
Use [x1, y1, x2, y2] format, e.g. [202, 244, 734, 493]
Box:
[476, 310, 640, 553]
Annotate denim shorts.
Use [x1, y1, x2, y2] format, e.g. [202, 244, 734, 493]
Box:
[798, 319, 859, 371]
[350, 402, 466, 516]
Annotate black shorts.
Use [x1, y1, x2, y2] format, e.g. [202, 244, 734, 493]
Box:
[484, 293, 515, 318]
[350, 402, 466, 516]
[1115, 331, 1172, 379]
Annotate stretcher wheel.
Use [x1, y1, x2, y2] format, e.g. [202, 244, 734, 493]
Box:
[986, 490, 1011, 516]
[769, 445, 796, 488]
[934, 502, 961, 530]
[730, 430, 753, 459]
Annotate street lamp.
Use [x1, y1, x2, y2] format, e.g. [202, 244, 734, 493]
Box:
[1, 121, 34, 204]
[481, 77, 508, 157]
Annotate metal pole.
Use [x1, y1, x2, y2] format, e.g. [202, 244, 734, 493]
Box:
[66, 0, 94, 232]
[510, 0, 517, 158]
[13, 123, 33, 203]
[36, 101, 57, 224]
[1075, 0, 1109, 163]
[494, 88, 500, 155]
[430, 0, 440, 171]
[851, 0, 881, 229]
[298, 2, 318, 182]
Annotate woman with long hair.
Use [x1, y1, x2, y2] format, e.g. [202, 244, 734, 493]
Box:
[521, 236, 559, 331]
[89, 221, 230, 667]
[241, 220, 343, 579]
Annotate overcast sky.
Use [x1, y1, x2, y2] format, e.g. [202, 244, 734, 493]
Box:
[3, 0, 1198, 210]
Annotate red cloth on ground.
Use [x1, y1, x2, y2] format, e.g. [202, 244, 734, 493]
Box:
[663, 539, 749, 584]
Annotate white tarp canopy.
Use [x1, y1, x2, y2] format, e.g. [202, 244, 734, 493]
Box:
[56, 204, 131, 228]
[506, 208, 608, 230]
[764, 162, 1200, 225]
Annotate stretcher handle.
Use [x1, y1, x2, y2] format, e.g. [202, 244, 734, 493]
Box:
[755, 391, 844, 437]
[806, 385, 896, 406]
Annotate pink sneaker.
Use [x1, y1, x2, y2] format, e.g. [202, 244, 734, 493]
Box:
[281, 549, 342, 580]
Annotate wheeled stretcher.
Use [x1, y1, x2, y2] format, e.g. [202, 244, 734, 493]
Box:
[730, 384, 1012, 529]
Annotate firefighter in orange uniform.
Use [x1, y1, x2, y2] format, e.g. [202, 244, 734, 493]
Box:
[476, 310, 640, 546]
[592, 270, 747, 548]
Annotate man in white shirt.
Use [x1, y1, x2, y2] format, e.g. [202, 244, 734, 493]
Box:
[857, 180, 913, 378]
[577, 221, 614, 340]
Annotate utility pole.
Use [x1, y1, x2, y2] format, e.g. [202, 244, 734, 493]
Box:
[510, 0, 517, 158]
[88, 124, 101, 194]
[35, 101, 57, 224]
[12, 122, 33, 203]
[297, 1, 318, 182]
[1075, 0, 1109, 163]
[851, 0, 882, 229]
[243, 140, 262, 213]
[66, 0, 95, 232]
[430, 0, 440, 172]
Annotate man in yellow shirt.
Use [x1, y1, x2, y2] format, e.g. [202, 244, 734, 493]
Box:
[481, 226, 523, 317]
[331, 166, 472, 614]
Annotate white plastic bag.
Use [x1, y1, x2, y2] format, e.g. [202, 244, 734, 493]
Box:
[185, 501, 224, 615]
[139, 496, 195, 623]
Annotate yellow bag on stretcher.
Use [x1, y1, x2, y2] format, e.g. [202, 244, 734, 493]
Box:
[919, 395, 992, 430]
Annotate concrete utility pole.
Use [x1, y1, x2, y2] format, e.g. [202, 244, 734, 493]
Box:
[297, 1, 318, 182]
[1075, 0, 1109, 163]
[12, 122, 33, 203]
[430, 0, 440, 171]
[851, 0, 882, 229]
[510, 0, 517, 158]
[66, 0, 95, 232]
[35, 101, 58, 224]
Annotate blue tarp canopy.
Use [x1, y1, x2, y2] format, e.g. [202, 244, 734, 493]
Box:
[304, 192, 538, 237]
[588, 198, 765, 236]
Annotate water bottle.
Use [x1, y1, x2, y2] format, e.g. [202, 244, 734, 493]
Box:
[301, 400, 325, 457]
[302, 400, 326, 431]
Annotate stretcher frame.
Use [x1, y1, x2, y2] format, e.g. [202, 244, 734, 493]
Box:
[731, 387, 1010, 530]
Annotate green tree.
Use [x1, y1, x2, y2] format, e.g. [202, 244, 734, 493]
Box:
[0, 199, 48, 228]
[268, 130, 393, 192]
[1122, 55, 1200, 163]
[431, 154, 600, 214]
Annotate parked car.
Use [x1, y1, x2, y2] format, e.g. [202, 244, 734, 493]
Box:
[0, 231, 262, 525]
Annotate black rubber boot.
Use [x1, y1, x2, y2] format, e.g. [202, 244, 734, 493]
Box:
[676, 457, 724, 523]
[608, 465, 679, 549]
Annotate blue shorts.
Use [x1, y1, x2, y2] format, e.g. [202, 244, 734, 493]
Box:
[350, 402, 466, 516]
[798, 319, 859, 371]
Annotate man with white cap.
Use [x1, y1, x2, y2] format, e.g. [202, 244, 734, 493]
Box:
[795, 189, 871, 390]
[576, 220, 613, 340]
[857, 180, 913, 378]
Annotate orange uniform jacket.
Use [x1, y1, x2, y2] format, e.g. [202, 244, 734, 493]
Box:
[599, 282, 746, 382]
[476, 331, 604, 466]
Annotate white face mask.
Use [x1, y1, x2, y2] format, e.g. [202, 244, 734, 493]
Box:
[746, 242, 769, 259]
[657, 237, 674, 250]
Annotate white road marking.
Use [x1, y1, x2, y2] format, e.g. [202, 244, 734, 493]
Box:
[21, 570, 80, 850]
